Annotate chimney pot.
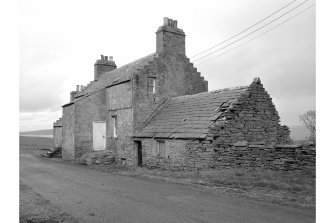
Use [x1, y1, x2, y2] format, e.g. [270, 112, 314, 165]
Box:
[104, 56, 108, 61]
[100, 55, 104, 60]
[109, 56, 113, 61]
[76, 85, 80, 91]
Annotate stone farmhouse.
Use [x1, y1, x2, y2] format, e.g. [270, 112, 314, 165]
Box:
[53, 17, 291, 170]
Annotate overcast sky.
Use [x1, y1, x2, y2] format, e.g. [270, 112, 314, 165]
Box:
[19, 0, 315, 131]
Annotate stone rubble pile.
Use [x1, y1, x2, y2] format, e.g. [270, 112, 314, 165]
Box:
[79, 150, 115, 165]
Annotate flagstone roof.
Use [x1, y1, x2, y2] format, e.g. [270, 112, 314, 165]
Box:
[134, 85, 250, 139]
[75, 53, 156, 98]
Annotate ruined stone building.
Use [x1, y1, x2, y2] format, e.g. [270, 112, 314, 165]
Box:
[53, 18, 291, 170]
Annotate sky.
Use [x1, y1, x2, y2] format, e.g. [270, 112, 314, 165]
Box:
[19, 0, 315, 132]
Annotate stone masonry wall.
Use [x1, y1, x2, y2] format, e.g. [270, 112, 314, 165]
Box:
[133, 53, 208, 131]
[53, 126, 62, 148]
[74, 90, 107, 160]
[142, 139, 186, 170]
[215, 143, 315, 171]
[211, 80, 290, 149]
[156, 25, 185, 55]
[62, 104, 75, 160]
[141, 138, 314, 171]
[106, 82, 135, 165]
[142, 139, 215, 171]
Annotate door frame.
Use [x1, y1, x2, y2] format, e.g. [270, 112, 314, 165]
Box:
[134, 141, 142, 167]
[93, 121, 106, 151]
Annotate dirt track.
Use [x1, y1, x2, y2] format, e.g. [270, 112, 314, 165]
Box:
[20, 137, 315, 223]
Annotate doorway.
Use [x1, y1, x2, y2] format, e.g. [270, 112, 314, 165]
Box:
[135, 141, 142, 167]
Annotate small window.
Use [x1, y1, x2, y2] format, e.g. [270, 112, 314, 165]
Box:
[111, 116, 117, 138]
[148, 77, 156, 93]
[158, 141, 165, 157]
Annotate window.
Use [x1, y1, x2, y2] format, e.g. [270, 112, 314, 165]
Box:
[111, 116, 117, 138]
[148, 77, 156, 93]
[158, 141, 165, 157]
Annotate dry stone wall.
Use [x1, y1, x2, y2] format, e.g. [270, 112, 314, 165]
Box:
[277, 125, 293, 144]
[211, 80, 291, 148]
[214, 143, 315, 171]
[141, 138, 314, 171]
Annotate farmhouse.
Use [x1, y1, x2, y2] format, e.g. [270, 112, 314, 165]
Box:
[53, 18, 291, 170]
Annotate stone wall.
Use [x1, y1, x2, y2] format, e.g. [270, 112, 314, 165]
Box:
[79, 150, 115, 165]
[142, 139, 186, 170]
[140, 137, 314, 171]
[211, 80, 290, 148]
[107, 109, 134, 165]
[156, 24, 185, 55]
[184, 142, 215, 170]
[74, 90, 107, 160]
[214, 143, 315, 171]
[106, 81, 135, 165]
[141, 139, 214, 170]
[62, 104, 75, 160]
[53, 126, 62, 148]
[277, 125, 293, 144]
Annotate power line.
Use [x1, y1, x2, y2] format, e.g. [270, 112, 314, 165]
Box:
[191, 0, 310, 63]
[190, 0, 299, 59]
[195, 4, 315, 66]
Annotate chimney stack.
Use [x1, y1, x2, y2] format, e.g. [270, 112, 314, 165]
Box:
[94, 55, 117, 80]
[156, 17, 185, 55]
[70, 91, 77, 102]
[70, 85, 83, 102]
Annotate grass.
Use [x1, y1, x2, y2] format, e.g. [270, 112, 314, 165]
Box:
[100, 167, 315, 209]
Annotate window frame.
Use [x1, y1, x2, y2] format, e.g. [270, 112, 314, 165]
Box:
[111, 115, 117, 138]
[157, 140, 165, 157]
[148, 77, 156, 93]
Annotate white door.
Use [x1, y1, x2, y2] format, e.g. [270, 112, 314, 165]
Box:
[93, 121, 106, 151]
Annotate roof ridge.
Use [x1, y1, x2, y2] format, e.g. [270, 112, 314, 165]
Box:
[103, 53, 156, 77]
[73, 53, 156, 99]
[171, 85, 250, 100]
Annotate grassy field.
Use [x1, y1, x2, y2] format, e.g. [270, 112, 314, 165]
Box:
[132, 168, 315, 209]
[20, 136, 54, 156]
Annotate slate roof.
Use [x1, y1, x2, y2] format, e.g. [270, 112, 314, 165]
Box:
[75, 53, 156, 98]
[134, 86, 250, 139]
